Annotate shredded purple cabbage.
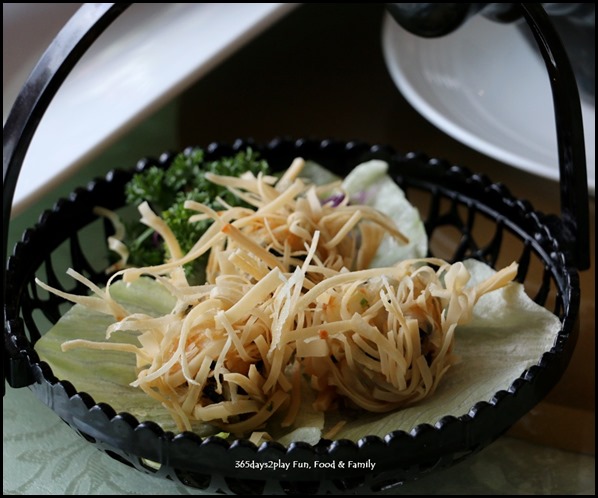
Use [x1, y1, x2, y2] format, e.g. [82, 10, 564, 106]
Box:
[322, 193, 345, 207]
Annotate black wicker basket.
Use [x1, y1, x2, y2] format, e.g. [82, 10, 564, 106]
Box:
[3, 3, 590, 495]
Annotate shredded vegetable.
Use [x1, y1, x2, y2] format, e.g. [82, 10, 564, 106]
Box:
[36, 157, 518, 437]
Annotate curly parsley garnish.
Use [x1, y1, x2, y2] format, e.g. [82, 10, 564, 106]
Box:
[123, 147, 269, 283]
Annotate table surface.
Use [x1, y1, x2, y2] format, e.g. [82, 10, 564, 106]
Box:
[4, 4, 595, 495]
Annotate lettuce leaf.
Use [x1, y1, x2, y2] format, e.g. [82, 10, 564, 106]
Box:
[302, 160, 428, 264]
[35, 260, 560, 442]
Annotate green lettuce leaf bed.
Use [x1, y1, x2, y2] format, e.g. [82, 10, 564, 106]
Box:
[34, 160, 560, 442]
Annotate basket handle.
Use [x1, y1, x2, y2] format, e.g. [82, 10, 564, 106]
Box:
[3, 4, 130, 267]
[2, 3, 590, 393]
[3, 4, 130, 394]
[519, 3, 590, 271]
[385, 3, 590, 270]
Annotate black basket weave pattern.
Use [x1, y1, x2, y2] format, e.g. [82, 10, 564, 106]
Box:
[5, 138, 579, 494]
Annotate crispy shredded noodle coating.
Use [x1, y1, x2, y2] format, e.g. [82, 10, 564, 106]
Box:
[36, 158, 517, 436]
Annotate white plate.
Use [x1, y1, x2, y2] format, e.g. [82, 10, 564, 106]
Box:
[3, 3, 298, 217]
[381, 13, 595, 195]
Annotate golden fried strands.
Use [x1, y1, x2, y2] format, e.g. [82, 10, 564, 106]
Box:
[40, 159, 518, 436]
